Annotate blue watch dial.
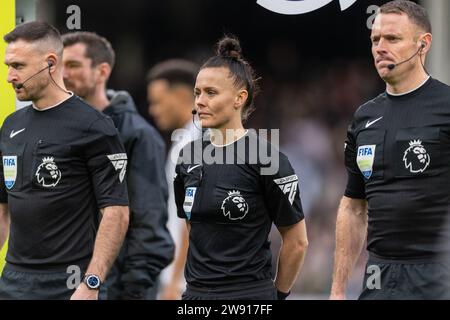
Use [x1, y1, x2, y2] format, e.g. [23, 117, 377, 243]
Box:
[85, 274, 101, 289]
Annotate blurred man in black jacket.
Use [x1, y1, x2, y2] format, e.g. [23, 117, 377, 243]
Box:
[62, 31, 174, 299]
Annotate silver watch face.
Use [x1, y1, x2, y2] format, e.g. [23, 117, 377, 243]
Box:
[85, 275, 101, 289]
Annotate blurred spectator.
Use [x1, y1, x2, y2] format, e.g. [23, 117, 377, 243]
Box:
[62, 32, 174, 299]
[146, 59, 200, 300]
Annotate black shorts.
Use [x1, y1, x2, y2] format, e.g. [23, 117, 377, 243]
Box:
[0, 263, 85, 300]
[359, 253, 450, 300]
[182, 280, 277, 300]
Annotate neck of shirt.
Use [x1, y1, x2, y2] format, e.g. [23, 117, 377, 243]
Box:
[32, 92, 74, 112]
[210, 129, 249, 147]
[386, 76, 431, 97]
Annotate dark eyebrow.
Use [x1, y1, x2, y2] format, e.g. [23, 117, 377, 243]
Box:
[194, 86, 218, 92]
[5, 61, 26, 68]
[385, 33, 402, 39]
[371, 32, 402, 41]
[64, 59, 82, 65]
[383, 31, 403, 38]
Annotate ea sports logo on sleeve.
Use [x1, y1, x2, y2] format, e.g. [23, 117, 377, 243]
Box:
[107, 153, 128, 183]
[273, 174, 299, 205]
[257, 0, 357, 15]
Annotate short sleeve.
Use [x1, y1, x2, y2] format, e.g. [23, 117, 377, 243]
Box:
[261, 152, 304, 227]
[173, 141, 202, 220]
[84, 117, 129, 208]
[174, 163, 187, 219]
[0, 128, 7, 203]
[344, 120, 366, 199]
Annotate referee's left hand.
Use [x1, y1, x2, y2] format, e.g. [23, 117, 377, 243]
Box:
[70, 283, 99, 300]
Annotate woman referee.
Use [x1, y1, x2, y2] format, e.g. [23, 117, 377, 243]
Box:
[174, 35, 308, 300]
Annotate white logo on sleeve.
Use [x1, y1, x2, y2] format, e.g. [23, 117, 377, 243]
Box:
[10, 128, 26, 138]
[35, 157, 61, 187]
[273, 174, 299, 205]
[107, 153, 128, 183]
[403, 140, 430, 173]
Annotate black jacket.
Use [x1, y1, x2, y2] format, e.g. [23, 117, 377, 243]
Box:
[103, 90, 174, 299]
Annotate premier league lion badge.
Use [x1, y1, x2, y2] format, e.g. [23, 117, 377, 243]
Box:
[221, 190, 249, 221]
[403, 139, 430, 174]
[35, 157, 62, 187]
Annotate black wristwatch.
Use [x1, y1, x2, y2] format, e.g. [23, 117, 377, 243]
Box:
[83, 274, 102, 290]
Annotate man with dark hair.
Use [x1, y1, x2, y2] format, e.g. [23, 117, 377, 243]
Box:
[379, 0, 432, 33]
[62, 31, 174, 300]
[146, 59, 200, 299]
[0, 21, 129, 300]
[146, 59, 199, 131]
[331, 0, 450, 299]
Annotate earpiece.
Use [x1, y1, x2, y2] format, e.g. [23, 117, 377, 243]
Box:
[47, 60, 54, 68]
[388, 42, 426, 71]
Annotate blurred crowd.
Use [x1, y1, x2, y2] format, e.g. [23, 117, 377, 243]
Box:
[245, 58, 382, 298]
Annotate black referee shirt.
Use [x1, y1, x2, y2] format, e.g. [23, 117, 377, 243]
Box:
[174, 130, 304, 289]
[0, 95, 129, 270]
[345, 77, 450, 259]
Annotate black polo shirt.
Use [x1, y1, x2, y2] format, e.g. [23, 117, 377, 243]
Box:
[0, 95, 129, 270]
[174, 130, 304, 289]
[345, 77, 450, 259]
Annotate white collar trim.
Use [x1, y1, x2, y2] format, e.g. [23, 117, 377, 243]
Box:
[210, 129, 249, 147]
[387, 76, 430, 96]
[32, 92, 74, 111]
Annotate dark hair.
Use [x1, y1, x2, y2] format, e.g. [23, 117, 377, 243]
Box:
[4, 21, 63, 54]
[146, 59, 199, 89]
[201, 35, 259, 122]
[62, 31, 115, 69]
[380, 0, 432, 33]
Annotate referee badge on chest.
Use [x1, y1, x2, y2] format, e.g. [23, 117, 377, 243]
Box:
[183, 187, 197, 220]
[357, 145, 376, 179]
[221, 190, 249, 221]
[403, 139, 430, 173]
[35, 157, 61, 188]
[2, 156, 17, 190]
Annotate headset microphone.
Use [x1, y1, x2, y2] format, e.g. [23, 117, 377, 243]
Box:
[15, 60, 53, 90]
[191, 109, 203, 131]
[387, 43, 425, 71]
